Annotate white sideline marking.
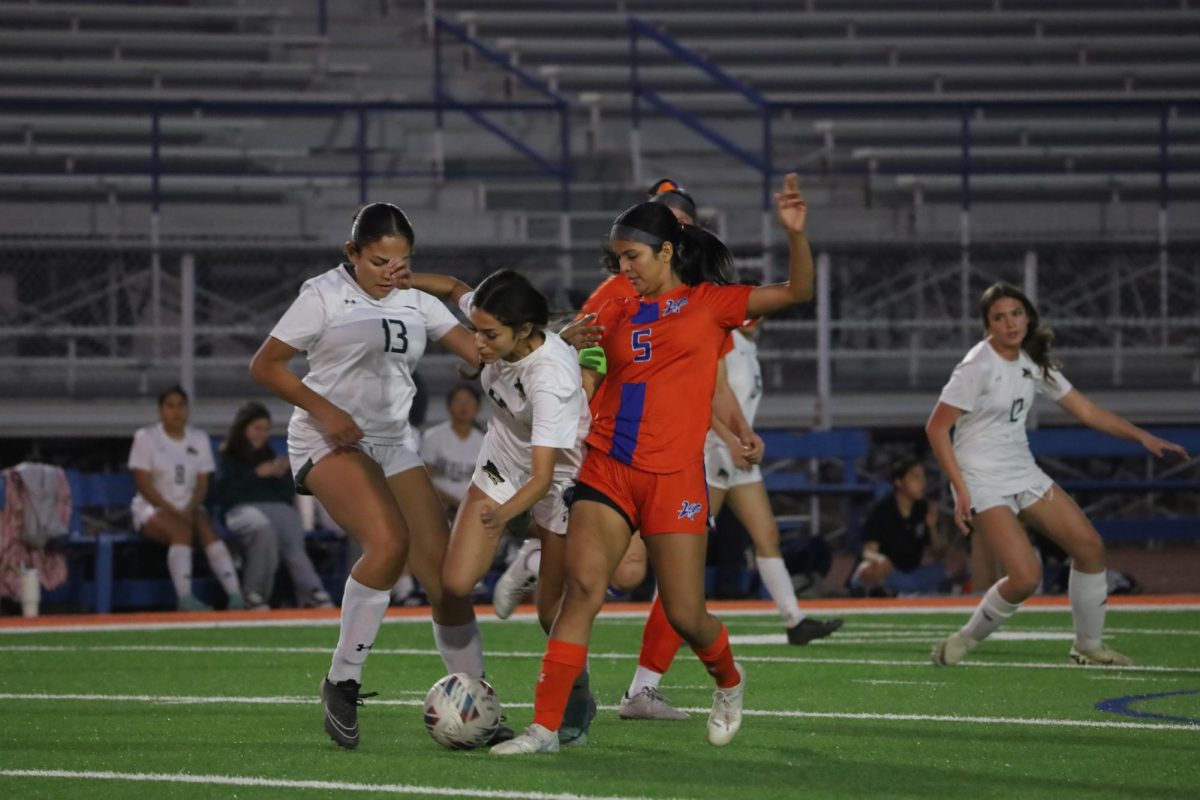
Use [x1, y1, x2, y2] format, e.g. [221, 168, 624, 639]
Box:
[852, 680, 946, 687]
[3, 602, 1196, 635]
[0, 693, 1195, 733]
[1087, 674, 1182, 683]
[2, 643, 1200, 674]
[0, 768, 672, 800]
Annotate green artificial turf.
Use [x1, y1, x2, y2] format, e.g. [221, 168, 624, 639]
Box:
[1, 609, 1197, 799]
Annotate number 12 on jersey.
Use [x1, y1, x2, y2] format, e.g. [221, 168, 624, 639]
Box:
[631, 328, 652, 362]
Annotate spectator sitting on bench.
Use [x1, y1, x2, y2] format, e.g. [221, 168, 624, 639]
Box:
[214, 401, 334, 610]
[852, 459, 964, 596]
[129, 385, 246, 611]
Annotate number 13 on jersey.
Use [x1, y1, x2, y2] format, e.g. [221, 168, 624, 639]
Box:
[632, 328, 652, 362]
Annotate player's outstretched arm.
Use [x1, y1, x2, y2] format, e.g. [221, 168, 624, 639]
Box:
[408, 272, 473, 305]
[1057, 389, 1189, 460]
[746, 172, 813, 319]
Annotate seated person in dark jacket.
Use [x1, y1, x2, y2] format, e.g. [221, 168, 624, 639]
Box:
[214, 401, 333, 609]
[852, 459, 964, 595]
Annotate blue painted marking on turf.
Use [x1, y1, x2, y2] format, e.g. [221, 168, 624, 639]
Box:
[1095, 689, 1200, 726]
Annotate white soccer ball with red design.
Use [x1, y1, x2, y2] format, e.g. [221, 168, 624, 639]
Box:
[422, 673, 502, 750]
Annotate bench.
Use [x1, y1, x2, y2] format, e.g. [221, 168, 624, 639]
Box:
[1028, 426, 1200, 544]
[2, 455, 348, 613]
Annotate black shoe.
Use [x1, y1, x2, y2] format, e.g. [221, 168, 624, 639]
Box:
[786, 617, 844, 646]
[321, 678, 378, 749]
[488, 717, 516, 745]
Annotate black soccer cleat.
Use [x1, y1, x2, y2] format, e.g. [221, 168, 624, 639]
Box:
[488, 716, 517, 745]
[321, 678, 377, 749]
[786, 617, 844, 646]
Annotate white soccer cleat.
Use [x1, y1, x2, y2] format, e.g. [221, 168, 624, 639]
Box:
[618, 686, 690, 721]
[931, 632, 976, 666]
[706, 662, 745, 747]
[1069, 644, 1134, 667]
[489, 723, 560, 756]
[493, 538, 541, 620]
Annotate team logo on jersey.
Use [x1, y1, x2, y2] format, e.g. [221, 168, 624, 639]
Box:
[186, 446, 198, 456]
[488, 388, 509, 412]
[664, 297, 688, 316]
[514, 378, 527, 401]
[482, 460, 506, 485]
[1022, 368, 1034, 379]
[677, 500, 703, 521]
[344, 298, 357, 304]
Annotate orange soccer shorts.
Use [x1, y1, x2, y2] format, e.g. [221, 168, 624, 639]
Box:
[572, 449, 709, 535]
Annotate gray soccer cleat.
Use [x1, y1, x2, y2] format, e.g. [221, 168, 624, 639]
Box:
[493, 538, 540, 620]
[618, 686, 691, 721]
[931, 632, 976, 666]
[1069, 644, 1134, 666]
[490, 723, 560, 756]
[707, 662, 746, 747]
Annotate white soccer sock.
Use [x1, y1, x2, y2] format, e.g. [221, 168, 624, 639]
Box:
[525, 541, 542, 576]
[757, 555, 805, 627]
[628, 665, 663, 697]
[328, 576, 391, 684]
[391, 573, 415, 600]
[959, 580, 1022, 643]
[167, 543, 192, 599]
[1069, 567, 1108, 651]
[433, 620, 485, 679]
[204, 540, 242, 596]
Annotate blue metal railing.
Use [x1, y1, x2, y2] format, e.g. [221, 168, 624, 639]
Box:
[434, 16, 572, 210]
[628, 16, 1198, 214]
[0, 94, 565, 213]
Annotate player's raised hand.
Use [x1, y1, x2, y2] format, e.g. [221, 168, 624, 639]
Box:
[774, 172, 808, 236]
[560, 313, 603, 350]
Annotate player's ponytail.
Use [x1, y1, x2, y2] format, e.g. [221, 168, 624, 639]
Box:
[348, 203, 415, 251]
[603, 202, 736, 286]
[979, 282, 1059, 383]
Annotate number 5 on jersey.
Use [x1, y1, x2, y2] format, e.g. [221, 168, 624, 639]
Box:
[632, 328, 652, 363]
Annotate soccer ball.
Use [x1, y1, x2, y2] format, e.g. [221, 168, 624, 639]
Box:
[422, 673, 502, 750]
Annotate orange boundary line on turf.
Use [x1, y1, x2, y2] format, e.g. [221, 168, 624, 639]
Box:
[2, 594, 1197, 630]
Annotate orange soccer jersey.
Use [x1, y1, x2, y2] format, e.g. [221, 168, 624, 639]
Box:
[587, 282, 754, 474]
[581, 273, 637, 317]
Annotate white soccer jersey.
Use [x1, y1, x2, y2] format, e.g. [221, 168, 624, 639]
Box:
[480, 331, 589, 480]
[706, 330, 763, 450]
[938, 339, 1073, 494]
[420, 420, 485, 502]
[271, 265, 459, 443]
[127, 423, 215, 511]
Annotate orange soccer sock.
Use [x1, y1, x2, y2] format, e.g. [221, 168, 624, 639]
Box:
[692, 623, 740, 689]
[532, 639, 589, 732]
[637, 594, 684, 674]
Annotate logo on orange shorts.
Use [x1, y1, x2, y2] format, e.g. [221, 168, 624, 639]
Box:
[677, 500, 703, 521]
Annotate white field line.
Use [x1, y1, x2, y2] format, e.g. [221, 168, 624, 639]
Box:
[0, 693, 1196, 733]
[3, 602, 1197, 635]
[1086, 674, 1183, 683]
[3, 643, 1200, 674]
[0, 768, 675, 800]
[852, 680, 947, 687]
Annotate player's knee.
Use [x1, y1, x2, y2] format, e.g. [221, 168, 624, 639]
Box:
[562, 573, 607, 616]
[1006, 566, 1041, 600]
[609, 560, 645, 593]
[662, 600, 705, 640]
[1071, 531, 1106, 570]
[363, 532, 406, 572]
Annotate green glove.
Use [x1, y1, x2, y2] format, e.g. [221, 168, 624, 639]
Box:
[579, 346, 607, 376]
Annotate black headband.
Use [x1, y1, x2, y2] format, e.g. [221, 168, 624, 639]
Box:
[609, 224, 666, 247]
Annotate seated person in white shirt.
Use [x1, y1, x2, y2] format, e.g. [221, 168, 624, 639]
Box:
[128, 385, 246, 612]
